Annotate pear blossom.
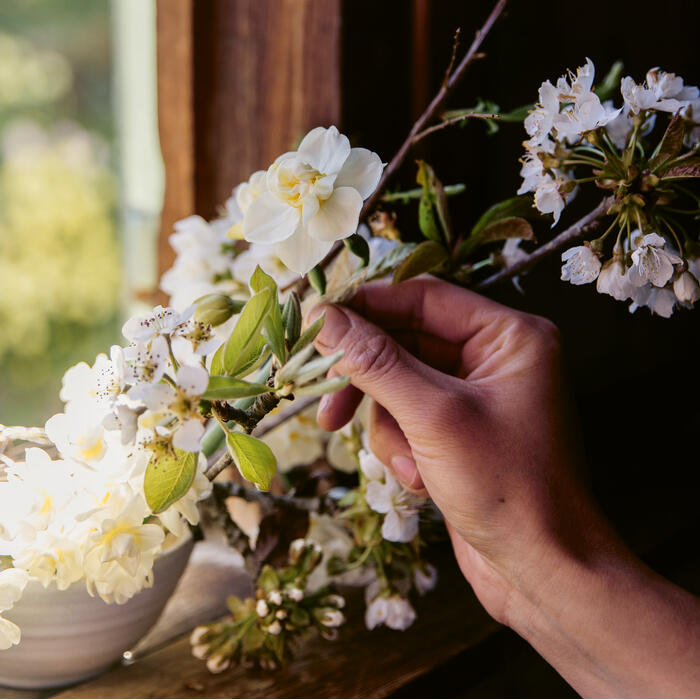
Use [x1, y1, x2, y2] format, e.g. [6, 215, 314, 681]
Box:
[621, 68, 699, 115]
[628, 233, 682, 287]
[231, 242, 298, 291]
[596, 257, 635, 300]
[171, 318, 220, 358]
[261, 406, 327, 472]
[673, 270, 700, 304]
[122, 306, 190, 344]
[0, 568, 29, 650]
[242, 125, 383, 275]
[629, 284, 677, 318]
[560, 245, 601, 285]
[123, 336, 170, 386]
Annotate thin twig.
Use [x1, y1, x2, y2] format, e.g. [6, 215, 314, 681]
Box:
[412, 113, 500, 144]
[442, 28, 462, 87]
[283, 0, 508, 295]
[475, 197, 613, 290]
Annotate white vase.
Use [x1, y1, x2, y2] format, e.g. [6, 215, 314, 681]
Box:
[0, 535, 194, 689]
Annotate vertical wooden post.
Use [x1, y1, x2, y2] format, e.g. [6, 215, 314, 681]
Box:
[156, 0, 342, 284]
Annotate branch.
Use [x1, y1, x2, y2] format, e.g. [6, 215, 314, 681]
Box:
[412, 113, 500, 145]
[283, 0, 508, 295]
[475, 197, 613, 290]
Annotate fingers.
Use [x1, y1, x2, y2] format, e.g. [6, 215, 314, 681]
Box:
[368, 402, 426, 493]
[316, 369, 364, 431]
[308, 303, 446, 427]
[348, 277, 508, 345]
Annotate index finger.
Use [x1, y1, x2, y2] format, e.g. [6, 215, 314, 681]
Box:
[347, 276, 510, 344]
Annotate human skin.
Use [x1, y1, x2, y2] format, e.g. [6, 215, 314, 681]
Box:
[307, 276, 700, 698]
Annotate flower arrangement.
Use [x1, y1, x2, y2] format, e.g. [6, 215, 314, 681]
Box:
[1, 0, 698, 673]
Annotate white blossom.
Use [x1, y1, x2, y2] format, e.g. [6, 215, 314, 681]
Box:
[242, 125, 383, 274]
[260, 406, 327, 473]
[673, 270, 700, 304]
[413, 563, 438, 596]
[560, 245, 601, 285]
[621, 68, 699, 115]
[365, 588, 416, 631]
[0, 568, 29, 650]
[596, 257, 635, 301]
[628, 233, 682, 287]
[122, 305, 189, 344]
[123, 336, 170, 386]
[629, 284, 677, 318]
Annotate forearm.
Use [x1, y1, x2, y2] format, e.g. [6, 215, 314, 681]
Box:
[507, 539, 700, 697]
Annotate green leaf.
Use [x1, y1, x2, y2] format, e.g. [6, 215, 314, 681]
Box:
[663, 160, 700, 178]
[144, 449, 197, 514]
[250, 266, 286, 364]
[224, 288, 273, 376]
[227, 432, 277, 490]
[343, 233, 370, 266]
[594, 61, 624, 102]
[366, 242, 418, 279]
[308, 265, 327, 295]
[393, 240, 449, 284]
[460, 216, 535, 259]
[203, 375, 271, 400]
[282, 292, 302, 347]
[650, 112, 686, 170]
[294, 375, 351, 397]
[416, 160, 442, 242]
[289, 315, 324, 356]
[470, 194, 538, 238]
[209, 342, 226, 376]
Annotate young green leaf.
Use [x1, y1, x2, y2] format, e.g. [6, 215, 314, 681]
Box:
[416, 160, 442, 242]
[294, 350, 344, 386]
[294, 375, 351, 397]
[209, 342, 226, 376]
[282, 292, 302, 347]
[343, 233, 371, 266]
[227, 431, 277, 491]
[276, 343, 316, 385]
[393, 240, 449, 284]
[289, 314, 325, 356]
[249, 265, 286, 363]
[144, 449, 197, 514]
[459, 216, 535, 259]
[366, 242, 418, 279]
[308, 265, 327, 295]
[224, 288, 273, 376]
[470, 194, 538, 237]
[203, 375, 272, 400]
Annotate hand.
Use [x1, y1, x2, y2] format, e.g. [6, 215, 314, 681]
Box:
[308, 276, 603, 622]
[307, 277, 700, 697]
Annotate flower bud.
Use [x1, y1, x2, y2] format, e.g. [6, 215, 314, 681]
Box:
[256, 599, 270, 617]
[189, 625, 210, 646]
[287, 586, 304, 602]
[267, 620, 282, 635]
[193, 294, 244, 326]
[317, 608, 345, 627]
[206, 654, 231, 673]
[275, 609, 288, 620]
[267, 589, 283, 606]
[320, 593, 345, 609]
[288, 538, 307, 565]
[192, 644, 210, 660]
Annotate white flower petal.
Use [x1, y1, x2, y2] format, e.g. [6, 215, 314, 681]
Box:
[307, 187, 363, 242]
[243, 191, 300, 244]
[176, 364, 209, 397]
[336, 148, 383, 199]
[0, 616, 21, 650]
[274, 224, 333, 275]
[297, 125, 351, 175]
[172, 419, 205, 453]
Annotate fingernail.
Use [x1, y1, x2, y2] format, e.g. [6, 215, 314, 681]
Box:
[314, 305, 351, 349]
[391, 455, 419, 488]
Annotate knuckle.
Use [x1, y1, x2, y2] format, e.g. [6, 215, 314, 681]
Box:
[346, 333, 400, 378]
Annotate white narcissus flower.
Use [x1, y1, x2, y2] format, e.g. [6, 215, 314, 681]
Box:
[628, 233, 682, 287]
[242, 125, 383, 274]
[596, 258, 635, 301]
[560, 245, 601, 285]
[0, 568, 29, 650]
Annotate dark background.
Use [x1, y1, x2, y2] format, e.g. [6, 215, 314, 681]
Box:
[342, 1, 699, 696]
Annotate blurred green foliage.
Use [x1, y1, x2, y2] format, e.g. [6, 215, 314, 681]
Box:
[0, 0, 122, 427]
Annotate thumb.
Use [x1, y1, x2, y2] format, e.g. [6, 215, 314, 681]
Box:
[309, 304, 443, 427]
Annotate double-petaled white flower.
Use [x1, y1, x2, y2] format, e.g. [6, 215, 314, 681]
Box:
[560, 245, 601, 285]
[0, 568, 29, 650]
[242, 126, 383, 275]
[628, 233, 682, 287]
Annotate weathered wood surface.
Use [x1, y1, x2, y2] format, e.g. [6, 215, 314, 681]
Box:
[54, 544, 498, 699]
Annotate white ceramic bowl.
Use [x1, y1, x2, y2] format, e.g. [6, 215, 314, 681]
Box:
[0, 535, 194, 689]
